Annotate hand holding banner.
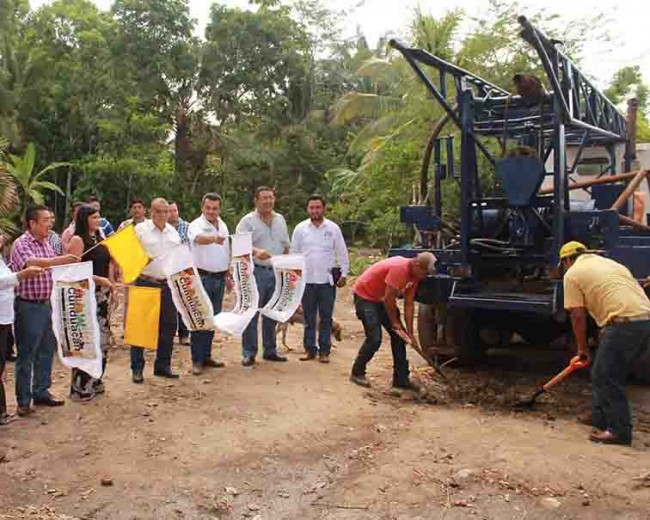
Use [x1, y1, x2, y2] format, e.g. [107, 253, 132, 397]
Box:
[213, 233, 259, 336]
[50, 261, 103, 379]
[260, 254, 307, 323]
[163, 245, 215, 331]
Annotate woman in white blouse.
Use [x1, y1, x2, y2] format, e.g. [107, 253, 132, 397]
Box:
[0, 233, 43, 425]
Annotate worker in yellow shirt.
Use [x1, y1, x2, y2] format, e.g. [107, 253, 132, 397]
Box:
[561, 241, 650, 446]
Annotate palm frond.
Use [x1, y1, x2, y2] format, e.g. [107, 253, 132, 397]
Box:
[34, 162, 72, 180]
[331, 92, 402, 125]
[0, 217, 19, 237]
[347, 114, 401, 155]
[0, 172, 18, 215]
[356, 57, 403, 87]
[32, 180, 65, 196]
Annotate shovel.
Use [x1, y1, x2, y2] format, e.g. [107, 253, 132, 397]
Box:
[514, 355, 589, 410]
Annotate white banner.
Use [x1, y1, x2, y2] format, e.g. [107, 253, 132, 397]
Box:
[50, 261, 103, 379]
[260, 254, 307, 323]
[214, 233, 259, 336]
[163, 246, 214, 331]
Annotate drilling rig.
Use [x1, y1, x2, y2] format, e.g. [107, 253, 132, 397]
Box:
[389, 16, 650, 379]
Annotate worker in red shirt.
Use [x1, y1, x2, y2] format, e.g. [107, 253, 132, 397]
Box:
[350, 252, 436, 389]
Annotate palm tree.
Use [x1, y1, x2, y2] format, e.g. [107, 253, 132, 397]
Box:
[5, 142, 67, 217]
[0, 137, 19, 233]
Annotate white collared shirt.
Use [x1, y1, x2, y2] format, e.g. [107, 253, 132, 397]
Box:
[0, 258, 19, 324]
[290, 218, 349, 284]
[135, 219, 182, 279]
[188, 215, 230, 272]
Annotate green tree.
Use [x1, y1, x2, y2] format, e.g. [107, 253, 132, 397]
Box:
[0, 136, 19, 232]
[198, 4, 312, 127]
[328, 2, 610, 246]
[111, 0, 199, 118]
[6, 142, 67, 216]
[605, 65, 650, 142]
[0, 0, 30, 146]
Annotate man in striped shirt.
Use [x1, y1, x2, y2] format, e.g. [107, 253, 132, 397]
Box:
[168, 201, 191, 345]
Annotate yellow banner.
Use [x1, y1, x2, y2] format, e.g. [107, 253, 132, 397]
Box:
[102, 225, 150, 284]
[124, 286, 160, 349]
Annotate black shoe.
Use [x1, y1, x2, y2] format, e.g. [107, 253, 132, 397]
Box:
[16, 406, 34, 417]
[93, 380, 105, 394]
[263, 353, 288, 362]
[392, 380, 417, 391]
[153, 370, 180, 379]
[350, 374, 371, 388]
[204, 358, 225, 368]
[241, 356, 256, 367]
[132, 371, 144, 384]
[33, 393, 65, 407]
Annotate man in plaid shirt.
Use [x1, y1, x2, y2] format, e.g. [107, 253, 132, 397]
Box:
[11, 205, 80, 416]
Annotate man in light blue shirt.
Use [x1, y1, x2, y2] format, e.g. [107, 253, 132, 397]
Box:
[236, 186, 290, 366]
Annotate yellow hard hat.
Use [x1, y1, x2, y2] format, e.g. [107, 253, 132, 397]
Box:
[559, 241, 587, 259]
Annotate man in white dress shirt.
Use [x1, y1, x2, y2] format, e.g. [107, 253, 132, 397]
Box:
[187, 193, 230, 375]
[131, 198, 182, 383]
[290, 195, 349, 363]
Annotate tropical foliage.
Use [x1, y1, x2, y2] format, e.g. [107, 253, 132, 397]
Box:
[0, 0, 646, 247]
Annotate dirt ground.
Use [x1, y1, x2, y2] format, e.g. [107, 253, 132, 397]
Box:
[1, 284, 649, 520]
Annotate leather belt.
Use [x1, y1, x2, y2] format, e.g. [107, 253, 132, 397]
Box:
[254, 264, 273, 270]
[17, 296, 50, 305]
[197, 269, 228, 277]
[138, 275, 166, 284]
[606, 314, 650, 326]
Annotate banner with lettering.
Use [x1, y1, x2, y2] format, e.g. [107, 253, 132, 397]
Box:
[50, 261, 103, 379]
[163, 246, 214, 331]
[260, 254, 307, 323]
[214, 233, 259, 336]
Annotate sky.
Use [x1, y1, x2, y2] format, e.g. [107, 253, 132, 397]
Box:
[29, 0, 650, 89]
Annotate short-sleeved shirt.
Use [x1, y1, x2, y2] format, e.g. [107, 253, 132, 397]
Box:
[353, 256, 419, 303]
[188, 215, 230, 272]
[61, 223, 75, 250]
[235, 211, 290, 267]
[100, 218, 114, 237]
[0, 257, 19, 324]
[10, 232, 55, 301]
[48, 231, 62, 256]
[118, 218, 145, 232]
[171, 218, 190, 245]
[135, 220, 182, 279]
[563, 254, 650, 327]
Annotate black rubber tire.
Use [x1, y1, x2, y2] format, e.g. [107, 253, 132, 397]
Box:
[450, 308, 487, 366]
[417, 303, 438, 350]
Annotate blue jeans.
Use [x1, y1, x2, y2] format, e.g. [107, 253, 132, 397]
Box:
[302, 283, 336, 355]
[177, 312, 189, 339]
[191, 272, 226, 364]
[14, 299, 57, 407]
[351, 295, 410, 387]
[591, 320, 650, 443]
[242, 266, 278, 358]
[130, 278, 177, 374]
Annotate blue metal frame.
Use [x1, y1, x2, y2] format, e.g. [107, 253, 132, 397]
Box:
[389, 16, 649, 317]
